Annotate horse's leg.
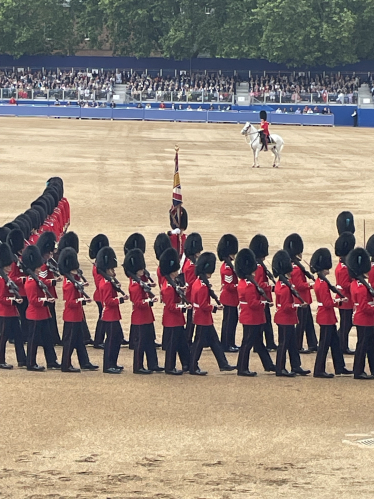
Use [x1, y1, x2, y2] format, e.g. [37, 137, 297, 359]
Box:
[252, 148, 256, 168]
[271, 147, 277, 168]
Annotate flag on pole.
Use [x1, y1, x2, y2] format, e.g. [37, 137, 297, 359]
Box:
[170, 145, 182, 228]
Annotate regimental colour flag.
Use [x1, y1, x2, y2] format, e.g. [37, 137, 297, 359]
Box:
[170, 146, 183, 227]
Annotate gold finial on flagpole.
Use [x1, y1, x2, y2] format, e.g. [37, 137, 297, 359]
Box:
[175, 144, 179, 152]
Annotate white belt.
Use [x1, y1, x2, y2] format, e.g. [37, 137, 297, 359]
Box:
[239, 301, 248, 305]
[317, 302, 323, 307]
[193, 303, 200, 308]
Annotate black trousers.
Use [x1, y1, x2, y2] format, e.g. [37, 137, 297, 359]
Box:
[81, 310, 92, 343]
[338, 308, 353, 351]
[185, 308, 195, 345]
[47, 301, 61, 345]
[164, 325, 190, 371]
[132, 323, 159, 372]
[237, 324, 274, 373]
[220, 305, 238, 350]
[295, 305, 318, 350]
[103, 320, 124, 371]
[61, 321, 90, 371]
[93, 301, 106, 347]
[27, 319, 57, 368]
[190, 325, 229, 372]
[276, 324, 302, 373]
[314, 325, 345, 375]
[261, 303, 277, 348]
[15, 298, 29, 343]
[353, 326, 374, 377]
[0, 316, 26, 364]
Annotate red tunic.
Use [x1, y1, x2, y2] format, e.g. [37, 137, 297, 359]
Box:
[313, 278, 337, 325]
[0, 277, 20, 317]
[62, 276, 84, 322]
[290, 264, 312, 304]
[182, 258, 196, 303]
[169, 233, 187, 259]
[335, 260, 353, 309]
[157, 266, 166, 289]
[9, 261, 26, 297]
[161, 281, 185, 327]
[24, 276, 51, 320]
[191, 277, 214, 326]
[254, 263, 272, 301]
[261, 121, 269, 136]
[100, 279, 122, 322]
[351, 280, 374, 326]
[238, 279, 266, 325]
[28, 233, 40, 245]
[368, 262, 374, 288]
[219, 262, 239, 307]
[274, 280, 298, 325]
[128, 278, 155, 325]
[39, 264, 58, 299]
[92, 264, 103, 302]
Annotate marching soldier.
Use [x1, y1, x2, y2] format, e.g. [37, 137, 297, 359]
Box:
[336, 211, 355, 236]
[235, 248, 276, 376]
[168, 207, 188, 260]
[250, 234, 278, 350]
[310, 248, 353, 378]
[154, 233, 172, 350]
[346, 248, 374, 380]
[58, 248, 98, 373]
[335, 231, 356, 354]
[217, 234, 239, 353]
[272, 250, 311, 377]
[159, 247, 190, 374]
[283, 233, 318, 353]
[190, 252, 236, 375]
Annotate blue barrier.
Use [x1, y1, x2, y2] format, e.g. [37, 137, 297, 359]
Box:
[80, 107, 112, 119]
[113, 108, 144, 120]
[358, 109, 374, 127]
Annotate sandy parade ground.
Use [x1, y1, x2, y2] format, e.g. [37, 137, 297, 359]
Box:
[1, 117, 374, 499]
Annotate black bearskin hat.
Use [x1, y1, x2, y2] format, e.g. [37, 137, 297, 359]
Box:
[43, 194, 55, 215]
[154, 233, 172, 261]
[159, 247, 180, 276]
[337, 211, 355, 235]
[235, 248, 257, 279]
[335, 232, 355, 257]
[217, 234, 238, 261]
[283, 233, 304, 258]
[366, 235, 374, 259]
[37, 231, 56, 256]
[249, 234, 269, 259]
[7, 229, 25, 254]
[89, 234, 109, 260]
[58, 232, 79, 254]
[44, 187, 59, 207]
[310, 248, 332, 273]
[4, 222, 19, 232]
[32, 205, 46, 226]
[169, 207, 188, 231]
[272, 250, 293, 278]
[22, 245, 43, 271]
[24, 209, 40, 231]
[96, 247, 117, 271]
[123, 248, 146, 277]
[58, 248, 79, 275]
[184, 232, 203, 258]
[195, 252, 216, 276]
[13, 216, 30, 240]
[31, 197, 49, 217]
[346, 248, 371, 278]
[124, 233, 146, 255]
[0, 226, 10, 244]
[0, 243, 15, 268]
[260, 110, 267, 120]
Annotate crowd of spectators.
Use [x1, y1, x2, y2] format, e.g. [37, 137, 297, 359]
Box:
[0, 69, 115, 99]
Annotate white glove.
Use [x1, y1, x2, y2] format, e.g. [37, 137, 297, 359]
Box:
[171, 228, 181, 235]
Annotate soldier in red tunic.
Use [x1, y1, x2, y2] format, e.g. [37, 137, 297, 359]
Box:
[22, 245, 60, 371]
[89, 234, 110, 350]
[310, 248, 352, 378]
[182, 232, 203, 345]
[259, 110, 270, 151]
[334, 231, 356, 354]
[217, 234, 239, 352]
[235, 248, 276, 376]
[0, 243, 26, 369]
[250, 234, 278, 351]
[124, 248, 163, 374]
[97, 247, 128, 374]
[58, 248, 98, 373]
[283, 233, 318, 353]
[154, 233, 172, 350]
[190, 252, 236, 375]
[159, 247, 190, 374]
[272, 250, 311, 377]
[346, 248, 374, 380]
[168, 207, 188, 260]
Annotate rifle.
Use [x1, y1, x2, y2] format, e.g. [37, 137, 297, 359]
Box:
[292, 258, 315, 282]
[165, 274, 190, 306]
[260, 260, 276, 285]
[199, 273, 221, 309]
[279, 274, 306, 305]
[15, 254, 54, 299]
[357, 275, 374, 298]
[144, 269, 155, 284]
[97, 268, 128, 298]
[126, 271, 156, 305]
[246, 274, 272, 303]
[317, 272, 345, 299]
[0, 268, 22, 300]
[64, 272, 91, 300]
[77, 268, 88, 284]
[46, 257, 60, 278]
